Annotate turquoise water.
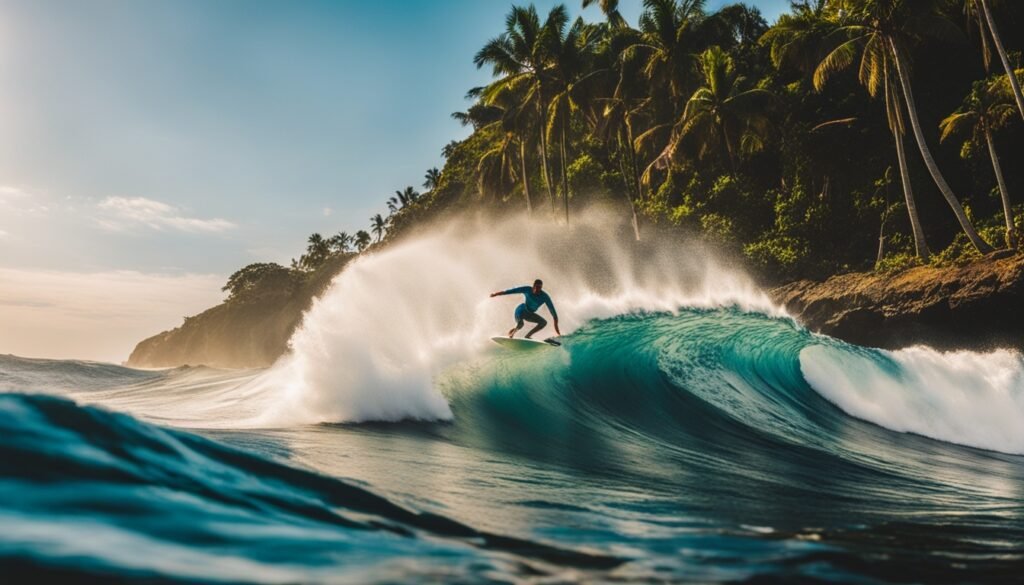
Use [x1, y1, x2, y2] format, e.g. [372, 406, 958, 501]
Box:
[2, 308, 1023, 582]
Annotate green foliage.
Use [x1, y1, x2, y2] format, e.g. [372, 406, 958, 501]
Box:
[230, 1, 1024, 290]
[567, 153, 605, 196]
[743, 234, 811, 279]
[222, 263, 299, 302]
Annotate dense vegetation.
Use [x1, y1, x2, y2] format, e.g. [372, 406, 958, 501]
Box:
[233, 0, 1024, 301]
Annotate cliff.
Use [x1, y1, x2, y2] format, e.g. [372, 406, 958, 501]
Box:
[771, 252, 1024, 351]
[126, 255, 351, 369]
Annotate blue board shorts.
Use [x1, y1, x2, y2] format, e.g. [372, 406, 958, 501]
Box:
[514, 303, 546, 328]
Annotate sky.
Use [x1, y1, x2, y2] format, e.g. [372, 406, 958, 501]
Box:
[0, 0, 790, 362]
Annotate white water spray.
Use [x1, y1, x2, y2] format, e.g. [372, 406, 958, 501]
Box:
[801, 344, 1024, 454]
[257, 211, 782, 425]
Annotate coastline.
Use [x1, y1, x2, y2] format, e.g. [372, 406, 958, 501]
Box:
[127, 252, 1024, 369]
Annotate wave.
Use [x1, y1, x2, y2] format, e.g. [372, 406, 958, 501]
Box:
[257, 211, 781, 425]
[0, 354, 160, 394]
[434, 307, 1024, 476]
[0, 392, 618, 582]
[801, 344, 1024, 454]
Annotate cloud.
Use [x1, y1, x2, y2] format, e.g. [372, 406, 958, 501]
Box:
[0, 268, 225, 362]
[0, 229, 8, 239]
[98, 196, 236, 233]
[322, 207, 333, 217]
[0, 185, 32, 200]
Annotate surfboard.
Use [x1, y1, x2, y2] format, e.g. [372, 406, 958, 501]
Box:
[491, 337, 561, 350]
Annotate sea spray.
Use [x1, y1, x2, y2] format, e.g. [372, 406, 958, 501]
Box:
[800, 344, 1024, 454]
[258, 210, 781, 425]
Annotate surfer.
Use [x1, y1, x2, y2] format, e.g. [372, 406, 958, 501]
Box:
[490, 279, 561, 339]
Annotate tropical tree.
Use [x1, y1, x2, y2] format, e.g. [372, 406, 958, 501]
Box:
[545, 14, 597, 223]
[475, 5, 566, 212]
[965, 0, 1024, 121]
[370, 213, 387, 243]
[781, 1, 928, 258]
[463, 82, 536, 211]
[815, 0, 992, 254]
[632, 0, 709, 102]
[592, 23, 648, 239]
[582, 0, 628, 28]
[327, 231, 352, 254]
[354, 230, 371, 252]
[761, 0, 831, 77]
[387, 187, 420, 215]
[629, 0, 718, 183]
[653, 45, 772, 171]
[300, 233, 331, 270]
[940, 78, 1018, 248]
[423, 167, 441, 191]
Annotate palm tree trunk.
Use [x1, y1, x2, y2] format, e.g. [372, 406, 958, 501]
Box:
[625, 122, 645, 204]
[560, 122, 570, 225]
[984, 123, 1017, 248]
[721, 123, 737, 172]
[889, 38, 993, 254]
[519, 139, 533, 214]
[537, 97, 556, 215]
[978, 0, 1024, 121]
[893, 127, 931, 260]
[622, 124, 638, 241]
[618, 132, 641, 241]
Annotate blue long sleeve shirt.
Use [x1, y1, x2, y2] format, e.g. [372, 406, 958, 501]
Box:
[501, 286, 558, 320]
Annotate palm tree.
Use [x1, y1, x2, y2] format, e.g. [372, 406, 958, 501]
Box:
[628, 0, 713, 179]
[301, 233, 331, 270]
[940, 79, 1018, 248]
[546, 15, 598, 224]
[815, 0, 991, 254]
[582, 0, 628, 28]
[654, 45, 772, 171]
[475, 5, 566, 213]
[761, 1, 831, 78]
[965, 0, 1024, 121]
[328, 231, 352, 254]
[593, 23, 648, 240]
[387, 187, 420, 215]
[370, 214, 387, 243]
[632, 0, 708, 102]
[463, 81, 536, 211]
[423, 167, 441, 191]
[354, 230, 371, 252]
[477, 129, 521, 204]
[796, 1, 928, 259]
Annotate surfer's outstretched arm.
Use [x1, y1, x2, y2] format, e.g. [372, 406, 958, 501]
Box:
[490, 286, 530, 298]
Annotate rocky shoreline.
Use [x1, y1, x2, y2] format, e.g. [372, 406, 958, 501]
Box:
[771, 253, 1024, 352]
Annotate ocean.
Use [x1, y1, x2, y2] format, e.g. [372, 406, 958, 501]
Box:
[2, 217, 1023, 583]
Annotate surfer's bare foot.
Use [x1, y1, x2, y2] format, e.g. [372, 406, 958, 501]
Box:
[507, 328, 516, 338]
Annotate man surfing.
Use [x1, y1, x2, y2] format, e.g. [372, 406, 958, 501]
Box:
[490, 279, 561, 339]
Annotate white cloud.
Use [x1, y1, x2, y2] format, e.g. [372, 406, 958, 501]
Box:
[0, 229, 7, 239]
[322, 207, 333, 217]
[98, 196, 236, 233]
[0, 185, 32, 200]
[0, 268, 225, 362]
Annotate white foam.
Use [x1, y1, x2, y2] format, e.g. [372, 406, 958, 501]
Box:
[257, 210, 782, 425]
[800, 344, 1024, 454]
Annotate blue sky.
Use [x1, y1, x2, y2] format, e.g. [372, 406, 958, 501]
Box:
[0, 0, 789, 360]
